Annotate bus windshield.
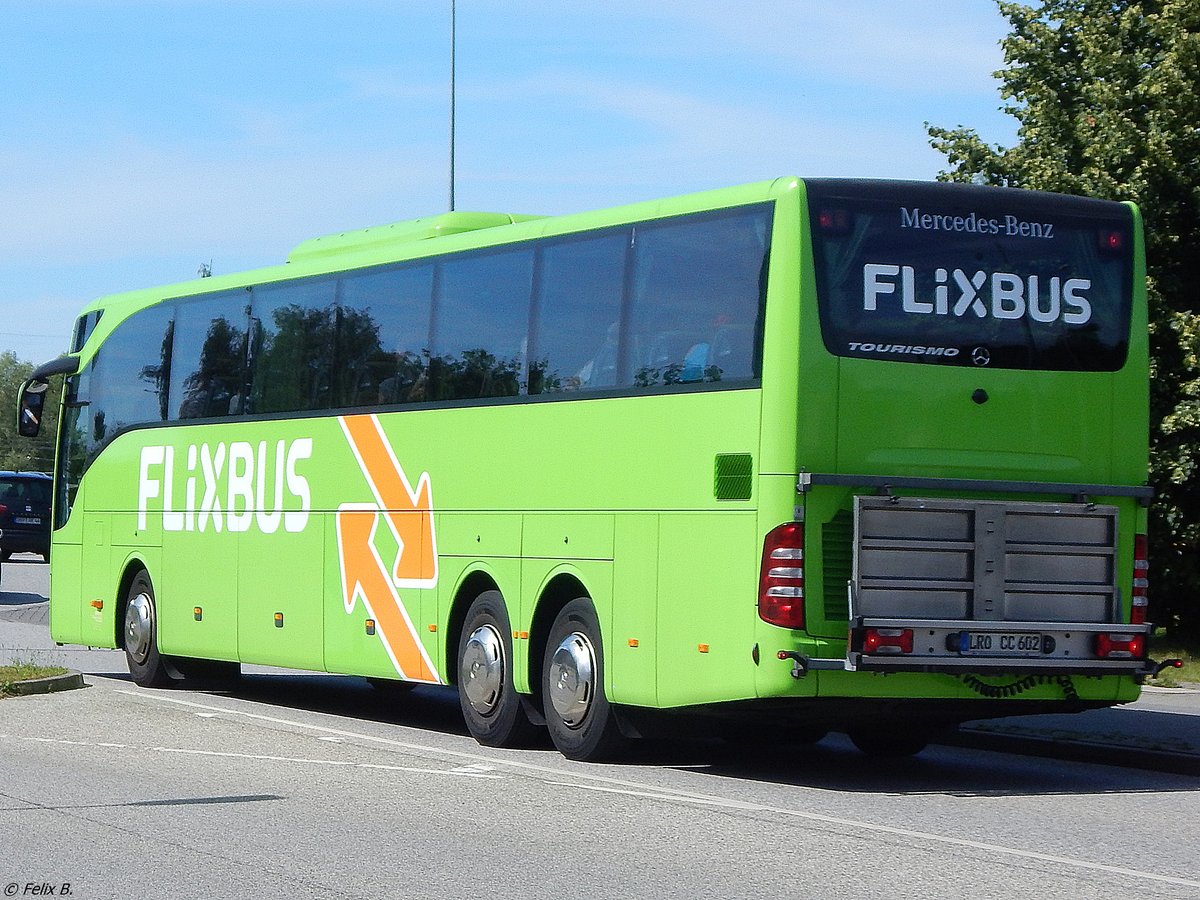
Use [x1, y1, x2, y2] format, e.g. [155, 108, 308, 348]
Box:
[807, 180, 1134, 371]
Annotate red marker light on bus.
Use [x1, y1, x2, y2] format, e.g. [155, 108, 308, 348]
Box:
[817, 209, 851, 234]
[1099, 230, 1125, 254]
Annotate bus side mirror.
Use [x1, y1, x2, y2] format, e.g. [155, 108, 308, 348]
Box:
[17, 379, 48, 438]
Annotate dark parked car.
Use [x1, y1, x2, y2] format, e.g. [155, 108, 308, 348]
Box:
[0, 471, 52, 560]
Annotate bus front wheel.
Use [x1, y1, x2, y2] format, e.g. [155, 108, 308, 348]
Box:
[123, 572, 173, 688]
[541, 598, 627, 761]
[457, 591, 536, 748]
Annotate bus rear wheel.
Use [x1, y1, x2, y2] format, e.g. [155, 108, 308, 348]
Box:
[541, 597, 627, 761]
[847, 727, 933, 758]
[457, 591, 537, 748]
[123, 571, 173, 688]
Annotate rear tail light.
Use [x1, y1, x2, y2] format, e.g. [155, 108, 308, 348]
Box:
[863, 627, 914, 655]
[0, 504, 6, 515]
[1131, 533, 1149, 624]
[759, 523, 805, 629]
[1095, 632, 1146, 659]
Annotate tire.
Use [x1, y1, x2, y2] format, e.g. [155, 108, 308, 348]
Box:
[847, 727, 932, 758]
[457, 591, 537, 747]
[541, 597, 627, 761]
[123, 571, 174, 688]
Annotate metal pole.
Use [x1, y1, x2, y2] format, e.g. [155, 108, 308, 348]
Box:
[449, 0, 456, 212]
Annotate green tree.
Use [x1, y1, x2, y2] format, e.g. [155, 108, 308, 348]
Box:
[0, 351, 62, 473]
[928, 0, 1200, 636]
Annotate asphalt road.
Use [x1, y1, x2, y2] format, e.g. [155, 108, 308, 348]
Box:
[3, 557, 1199, 899]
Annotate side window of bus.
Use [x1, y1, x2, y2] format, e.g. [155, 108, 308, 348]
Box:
[430, 247, 534, 401]
[337, 263, 434, 408]
[626, 207, 770, 387]
[85, 303, 174, 454]
[530, 230, 628, 394]
[248, 279, 339, 414]
[170, 291, 249, 419]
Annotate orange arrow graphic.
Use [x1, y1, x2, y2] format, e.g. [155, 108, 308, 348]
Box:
[337, 414, 440, 683]
[336, 504, 438, 682]
[340, 414, 437, 585]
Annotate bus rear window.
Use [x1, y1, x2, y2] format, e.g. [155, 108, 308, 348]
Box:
[807, 181, 1134, 371]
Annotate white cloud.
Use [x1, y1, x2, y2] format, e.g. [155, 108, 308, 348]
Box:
[472, 0, 1006, 95]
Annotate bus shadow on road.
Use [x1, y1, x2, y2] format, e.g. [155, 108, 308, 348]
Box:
[88, 671, 1198, 797]
[655, 738, 1200, 798]
[154, 671, 488, 743]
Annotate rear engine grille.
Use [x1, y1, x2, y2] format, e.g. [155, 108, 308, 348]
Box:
[822, 510, 853, 622]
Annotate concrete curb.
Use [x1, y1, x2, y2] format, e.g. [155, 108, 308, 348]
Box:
[4, 670, 86, 696]
[941, 728, 1200, 778]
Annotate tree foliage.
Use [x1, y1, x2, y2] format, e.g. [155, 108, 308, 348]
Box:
[0, 351, 62, 474]
[928, 0, 1200, 636]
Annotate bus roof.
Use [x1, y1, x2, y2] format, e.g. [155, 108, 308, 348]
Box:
[64, 175, 1137, 365]
[286, 211, 546, 265]
[70, 177, 798, 343]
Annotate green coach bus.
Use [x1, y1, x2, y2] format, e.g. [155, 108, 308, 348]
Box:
[18, 177, 1160, 760]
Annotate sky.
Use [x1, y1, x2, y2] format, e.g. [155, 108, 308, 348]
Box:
[1, 1, 1019, 366]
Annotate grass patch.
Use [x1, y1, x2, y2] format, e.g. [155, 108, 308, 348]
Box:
[0, 663, 69, 696]
[1148, 632, 1200, 687]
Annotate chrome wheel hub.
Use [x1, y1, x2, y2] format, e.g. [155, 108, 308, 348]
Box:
[548, 631, 595, 728]
[125, 592, 154, 664]
[461, 624, 505, 715]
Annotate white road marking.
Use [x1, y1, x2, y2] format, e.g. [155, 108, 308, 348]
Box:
[2, 734, 500, 779]
[450, 763, 496, 775]
[547, 781, 740, 807]
[151, 745, 502, 778]
[116, 689, 1200, 891]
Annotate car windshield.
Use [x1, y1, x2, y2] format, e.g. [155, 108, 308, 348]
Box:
[0, 477, 52, 505]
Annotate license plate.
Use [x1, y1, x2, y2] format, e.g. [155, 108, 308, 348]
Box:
[959, 631, 1043, 656]
[12, 516, 41, 525]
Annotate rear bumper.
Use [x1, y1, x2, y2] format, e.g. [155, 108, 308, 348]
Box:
[0, 527, 50, 554]
[845, 617, 1153, 676]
